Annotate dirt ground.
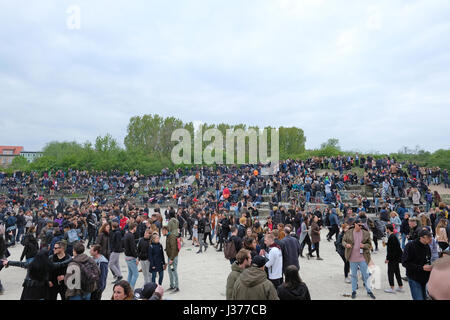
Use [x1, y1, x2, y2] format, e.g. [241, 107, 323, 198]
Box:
[0, 228, 413, 300]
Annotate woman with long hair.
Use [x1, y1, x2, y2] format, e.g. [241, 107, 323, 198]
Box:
[276, 265, 311, 300]
[2, 248, 71, 300]
[96, 222, 111, 260]
[436, 219, 449, 252]
[299, 214, 313, 258]
[20, 226, 39, 264]
[111, 280, 134, 300]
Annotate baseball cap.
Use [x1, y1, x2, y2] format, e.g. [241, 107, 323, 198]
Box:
[252, 255, 269, 268]
[134, 283, 157, 300]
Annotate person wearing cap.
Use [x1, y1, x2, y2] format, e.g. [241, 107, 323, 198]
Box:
[134, 282, 164, 300]
[231, 255, 279, 300]
[401, 228, 433, 300]
[342, 217, 376, 299]
[226, 249, 252, 300]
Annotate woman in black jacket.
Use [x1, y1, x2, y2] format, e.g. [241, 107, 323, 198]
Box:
[277, 265, 311, 300]
[384, 224, 404, 294]
[2, 248, 72, 300]
[137, 229, 151, 284]
[20, 226, 39, 263]
[148, 234, 166, 285]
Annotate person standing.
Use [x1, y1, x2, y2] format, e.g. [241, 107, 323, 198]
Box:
[20, 226, 38, 264]
[137, 228, 151, 284]
[326, 208, 340, 242]
[47, 241, 71, 300]
[435, 219, 449, 251]
[335, 223, 351, 283]
[89, 244, 109, 300]
[148, 233, 166, 285]
[231, 255, 279, 300]
[123, 222, 139, 289]
[196, 212, 208, 254]
[109, 222, 123, 284]
[162, 225, 180, 293]
[402, 228, 433, 300]
[276, 265, 311, 300]
[383, 224, 404, 294]
[262, 233, 283, 288]
[280, 226, 301, 274]
[95, 223, 111, 261]
[226, 249, 252, 300]
[342, 217, 376, 299]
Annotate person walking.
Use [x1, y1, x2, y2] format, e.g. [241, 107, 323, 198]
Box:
[335, 223, 351, 283]
[196, 212, 208, 254]
[309, 215, 323, 260]
[342, 217, 376, 299]
[383, 224, 404, 294]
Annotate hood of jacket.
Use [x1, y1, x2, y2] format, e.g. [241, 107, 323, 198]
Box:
[95, 255, 108, 264]
[279, 283, 309, 298]
[73, 253, 90, 264]
[231, 261, 242, 273]
[239, 267, 267, 288]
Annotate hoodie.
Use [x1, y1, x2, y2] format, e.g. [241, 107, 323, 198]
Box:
[276, 282, 311, 300]
[94, 255, 109, 292]
[231, 267, 279, 300]
[226, 262, 242, 300]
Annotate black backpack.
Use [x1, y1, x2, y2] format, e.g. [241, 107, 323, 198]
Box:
[77, 258, 100, 293]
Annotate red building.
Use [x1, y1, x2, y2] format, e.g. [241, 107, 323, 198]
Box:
[0, 146, 24, 167]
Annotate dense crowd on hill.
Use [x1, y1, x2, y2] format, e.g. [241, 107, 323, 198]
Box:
[0, 156, 449, 300]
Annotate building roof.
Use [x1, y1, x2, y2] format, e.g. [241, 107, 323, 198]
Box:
[0, 146, 23, 155]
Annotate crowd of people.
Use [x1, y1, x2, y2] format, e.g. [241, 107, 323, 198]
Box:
[0, 155, 449, 300]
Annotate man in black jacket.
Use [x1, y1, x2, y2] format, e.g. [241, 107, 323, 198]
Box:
[47, 241, 71, 300]
[229, 226, 243, 264]
[123, 222, 139, 288]
[402, 228, 433, 300]
[384, 224, 404, 294]
[109, 222, 123, 284]
[280, 227, 301, 274]
[196, 212, 208, 254]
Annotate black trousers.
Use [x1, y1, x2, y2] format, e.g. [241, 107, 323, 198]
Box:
[387, 261, 403, 287]
[90, 289, 103, 300]
[327, 225, 339, 240]
[310, 241, 320, 257]
[46, 284, 66, 300]
[339, 254, 350, 278]
[300, 235, 312, 256]
[270, 278, 283, 289]
[203, 232, 214, 244]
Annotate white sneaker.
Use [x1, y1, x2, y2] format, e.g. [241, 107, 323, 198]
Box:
[396, 287, 405, 293]
[384, 288, 395, 294]
[345, 277, 351, 283]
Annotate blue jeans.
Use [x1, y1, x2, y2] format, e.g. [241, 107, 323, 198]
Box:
[168, 256, 179, 289]
[350, 261, 372, 293]
[16, 227, 25, 243]
[125, 257, 139, 288]
[26, 258, 34, 264]
[151, 270, 164, 285]
[68, 293, 91, 300]
[305, 191, 311, 203]
[408, 278, 426, 300]
[401, 233, 407, 250]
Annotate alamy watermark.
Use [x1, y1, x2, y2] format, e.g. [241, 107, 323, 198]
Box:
[171, 128, 279, 175]
[66, 5, 81, 30]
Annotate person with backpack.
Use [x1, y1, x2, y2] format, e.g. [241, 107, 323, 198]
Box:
[47, 241, 71, 300]
[20, 226, 39, 264]
[109, 222, 123, 284]
[384, 224, 404, 294]
[64, 223, 81, 256]
[225, 226, 242, 264]
[89, 244, 109, 300]
[162, 225, 180, 293]
[64, 242, 100, 300]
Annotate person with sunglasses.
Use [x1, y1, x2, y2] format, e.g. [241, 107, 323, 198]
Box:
[47, 241, 71, 300]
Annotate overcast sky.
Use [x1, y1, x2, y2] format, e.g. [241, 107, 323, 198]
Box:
[1, 0, 449, 153]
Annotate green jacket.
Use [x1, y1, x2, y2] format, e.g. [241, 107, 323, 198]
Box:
[231, 267, 279, 300]
[342, 226, 372, 264]
[168, 218, 179, 237]
[226, 262, 242, 300]
[165, 232, 179, 260]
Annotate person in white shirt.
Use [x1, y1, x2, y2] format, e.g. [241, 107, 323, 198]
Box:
[262, 233, 283, 288]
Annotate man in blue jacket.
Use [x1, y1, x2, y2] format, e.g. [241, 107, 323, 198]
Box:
[90, 244, 109, 300]
[327, 209, 340, 242]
